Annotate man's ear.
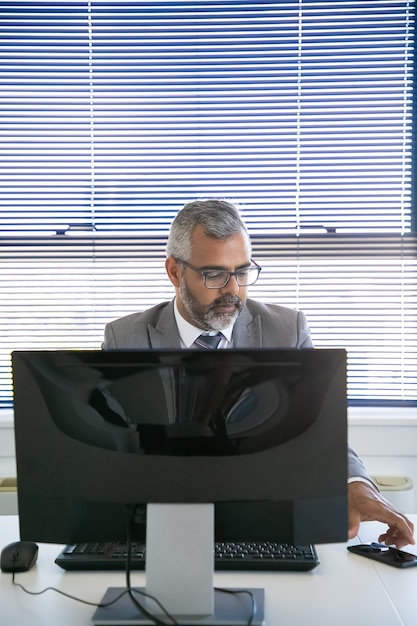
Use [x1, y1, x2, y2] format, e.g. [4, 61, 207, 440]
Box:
[165, 256, 181, 287]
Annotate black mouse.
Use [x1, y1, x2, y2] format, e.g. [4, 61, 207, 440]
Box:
[1, 540, 39, 573]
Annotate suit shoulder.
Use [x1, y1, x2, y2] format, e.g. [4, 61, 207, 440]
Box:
[106, 301, 171, 330]
[102, 301, 174, 349]
[245, 299, 299, 320]
[244, 299, 312, 348]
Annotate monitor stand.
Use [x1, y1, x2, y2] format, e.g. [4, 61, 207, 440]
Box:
[92, 503, 265, 625]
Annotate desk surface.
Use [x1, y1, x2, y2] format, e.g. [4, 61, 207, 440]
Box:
[1, 515, 416, 626]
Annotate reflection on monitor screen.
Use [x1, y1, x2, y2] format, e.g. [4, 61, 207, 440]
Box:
[12, 348, 347, 625]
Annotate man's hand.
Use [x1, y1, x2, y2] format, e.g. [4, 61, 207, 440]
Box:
[348, 481, 415, 548]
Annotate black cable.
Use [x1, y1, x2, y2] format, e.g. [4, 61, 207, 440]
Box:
[12, 575, 256, 626]
[11, 570, 129, 608]
[123, 504, 256, 626]
[124, 504, 179, 625]
[10, 503, 256, 626]
[215, 587, 256, 626]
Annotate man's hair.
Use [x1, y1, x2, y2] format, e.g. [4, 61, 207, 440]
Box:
[166, 198, 250, 260]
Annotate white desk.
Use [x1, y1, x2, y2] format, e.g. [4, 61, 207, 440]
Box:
[1, 515, 416, 626]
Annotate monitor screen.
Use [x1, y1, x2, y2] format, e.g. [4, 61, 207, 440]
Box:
[12, 348, 348, 547]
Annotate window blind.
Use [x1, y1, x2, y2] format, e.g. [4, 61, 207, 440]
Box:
[0, 0, 416, 407]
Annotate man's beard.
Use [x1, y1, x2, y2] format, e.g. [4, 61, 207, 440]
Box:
[179, 280, 244, 330]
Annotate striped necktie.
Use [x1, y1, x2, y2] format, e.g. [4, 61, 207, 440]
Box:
[194, 333, 222, 349]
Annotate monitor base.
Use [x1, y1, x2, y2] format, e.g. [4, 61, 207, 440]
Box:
[92, 586, 265, 625]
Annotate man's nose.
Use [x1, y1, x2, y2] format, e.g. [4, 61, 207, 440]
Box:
[220, 274, 240, 295]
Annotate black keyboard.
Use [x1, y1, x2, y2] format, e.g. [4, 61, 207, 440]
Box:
[55, 541, 319, 572]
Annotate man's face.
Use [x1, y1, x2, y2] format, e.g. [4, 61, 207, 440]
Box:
[167, 225, 252, 330]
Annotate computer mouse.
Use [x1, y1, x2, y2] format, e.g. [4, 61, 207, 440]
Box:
[0, 540, 39, 573]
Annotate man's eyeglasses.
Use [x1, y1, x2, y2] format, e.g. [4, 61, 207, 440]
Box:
[174, 258, 262, 289]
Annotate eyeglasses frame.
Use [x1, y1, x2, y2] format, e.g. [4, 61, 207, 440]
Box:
[173, 257, 262, 289]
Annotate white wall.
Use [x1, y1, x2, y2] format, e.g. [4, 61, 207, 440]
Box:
[0, 412, 17, 514]
[0, 411, 16, 478]
[348, 407, 417, 513]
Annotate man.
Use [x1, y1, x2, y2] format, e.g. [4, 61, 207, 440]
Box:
[103, 198, 415, 548]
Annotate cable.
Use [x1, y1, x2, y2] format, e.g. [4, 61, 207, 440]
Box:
[11, 571, 256, 626]
[215, 587, 256, 626]
[124, 504, 179, 625]
[12, 571, 129, 608]
[10, 504, 256, 626]
[123, 505, 256, 626]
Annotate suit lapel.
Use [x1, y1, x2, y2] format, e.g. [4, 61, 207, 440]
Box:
[147, 300, 262, 349]
[148, 300, 182, 349]
[232, 305, 262, 347]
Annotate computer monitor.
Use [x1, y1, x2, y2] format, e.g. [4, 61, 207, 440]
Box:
[12, 348, 347, 625]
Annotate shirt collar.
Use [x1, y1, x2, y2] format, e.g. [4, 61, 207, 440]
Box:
[173, 298, 234, 347]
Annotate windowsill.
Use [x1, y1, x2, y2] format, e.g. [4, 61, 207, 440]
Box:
[348, 406, 417, 427]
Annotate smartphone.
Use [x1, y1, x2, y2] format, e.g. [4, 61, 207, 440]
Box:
[348, 543, 417, 569]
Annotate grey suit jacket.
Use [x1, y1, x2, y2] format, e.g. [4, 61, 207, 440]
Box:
[103, 299, 312, 350]
[103, 298, 371, 482]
